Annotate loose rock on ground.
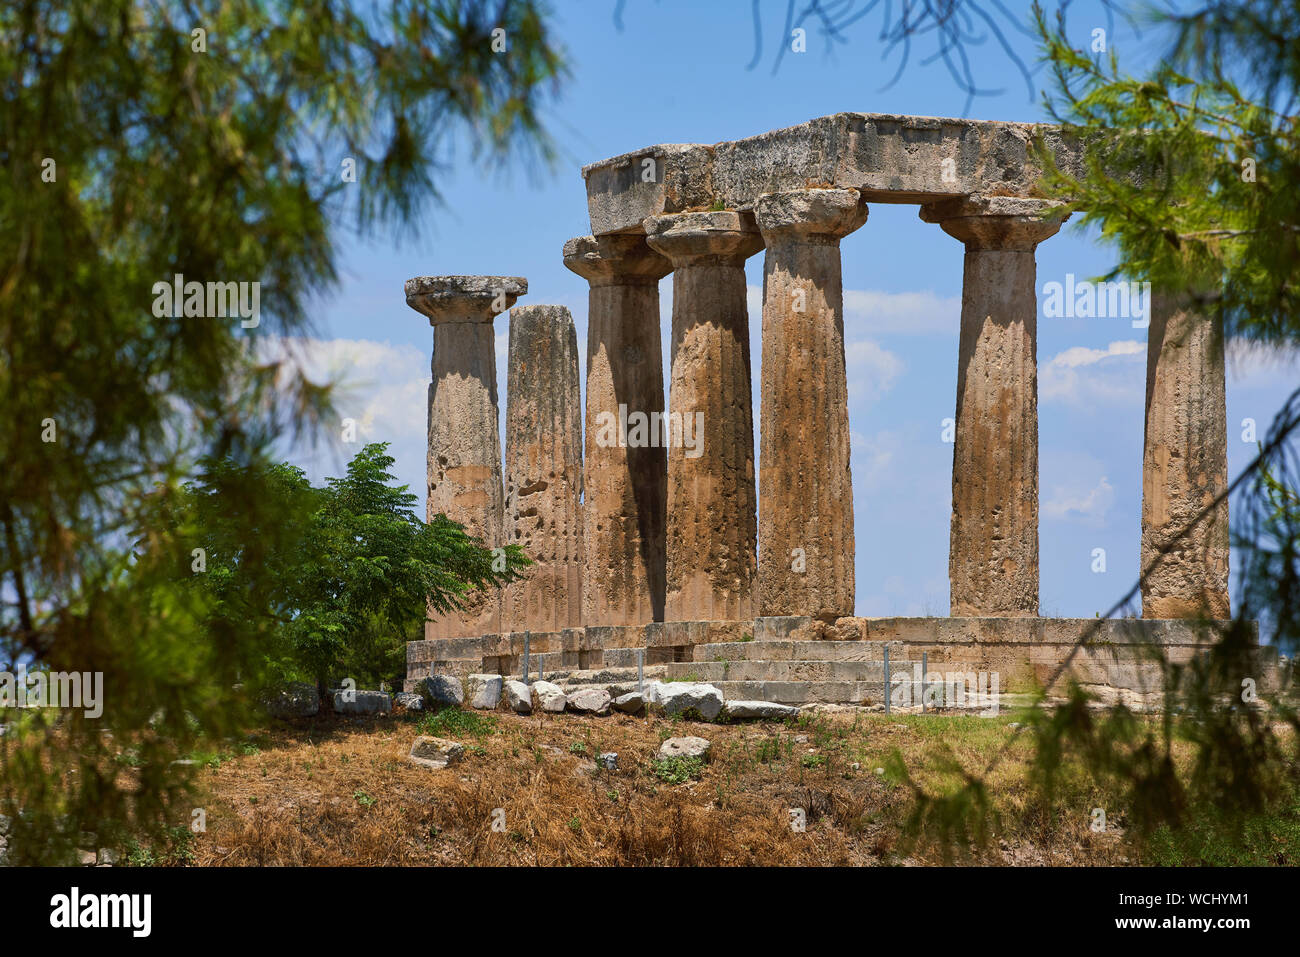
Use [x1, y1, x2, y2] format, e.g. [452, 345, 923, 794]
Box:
[420, 675, 464, 709]
[409, 736, 464, 770]
[656, 736, 711, 761]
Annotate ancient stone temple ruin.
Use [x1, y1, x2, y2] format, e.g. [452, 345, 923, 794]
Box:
[403, 112, 1268, 711]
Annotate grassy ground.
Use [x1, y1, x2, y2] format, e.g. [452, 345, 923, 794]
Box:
[170, 706, 1204, 867]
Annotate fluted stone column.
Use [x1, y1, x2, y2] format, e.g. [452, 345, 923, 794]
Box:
[503, 304, 584, 632]
[754, 188, 867, 621]
[563, 235, 673, 626]
[1141, 291, 1230, 619]
[920, 196, 1066, 617]
[406, 275, 526, 640]
[645, 211, 763, 621]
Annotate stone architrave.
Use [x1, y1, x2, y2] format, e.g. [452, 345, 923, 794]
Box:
[753, 188, 867, 621]
[503, 304, 584, 632]
[1140, 291, 1230, 619]
[644, 210, 763, 622]
[563, 234, 673, 626]
[405, 274, 526, 639]
[579, 114, 1095, 237]
[919, 196, 1067, 617]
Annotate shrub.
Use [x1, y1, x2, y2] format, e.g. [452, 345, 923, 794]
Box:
[651, 755, 705, 784]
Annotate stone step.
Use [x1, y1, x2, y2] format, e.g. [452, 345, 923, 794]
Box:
[709, 679, 885, 706]
[406, 660, 665, 694]
[554, 665, 666, 683]
[667, 659, 894, 683]
[542, 666, 667, 693]
[491, 651, 625, 678]
[488, 647, 662, 676]
[707, 680, 1010, 711]
[691, 640, 909, 663]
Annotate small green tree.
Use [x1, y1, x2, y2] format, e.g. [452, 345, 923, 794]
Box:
[183, 443, 527, 696]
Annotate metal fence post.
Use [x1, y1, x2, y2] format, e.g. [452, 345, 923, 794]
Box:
[921, 651, 927, 714]
[883, 645, 891, 715]
[523, 630, 531, 684]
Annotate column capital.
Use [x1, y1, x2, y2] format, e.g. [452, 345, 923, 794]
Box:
[919, 195, 1068, 250]
[405, 275, 526, 324]
[754, 188, 867, 244]
[562, 234, 672, 287]
[643, 210, 764, 266]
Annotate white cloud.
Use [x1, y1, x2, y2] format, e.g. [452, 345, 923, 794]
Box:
[1039, 336, 1299, 417]
[1226, 340, 1300, 389]
[1040, 339, 1145, 406]
[850, 429, 899, 488]
[1043, 475, 1116, 525]
[846, 339, 904, 405]
[261, 335, 428, 442]
[745, 285, 959, 337]
[844, 289, 960, 336]
[1048, 340, 1145, 368]
[258, 335, 430, 495]
[740, 285, 905, 404]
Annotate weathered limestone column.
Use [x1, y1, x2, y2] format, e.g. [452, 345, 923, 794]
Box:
[919, 196, 1067, 617]
[645, 211, 764, 622]
[563, 235, 673, 625]
[406, 275, 526, 639]
[754, 188, 867, 621]
[503, 304, 584, 632]
[1140, 291, 1230, 619]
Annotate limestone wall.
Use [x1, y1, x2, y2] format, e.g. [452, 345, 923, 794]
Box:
[405, 615, 1278, 709]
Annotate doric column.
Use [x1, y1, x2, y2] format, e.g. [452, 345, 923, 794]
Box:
[645, 211, 764, 622]
[503, 304, 584, 632]
[1140, 291, 1230, 619]
[563, 235, 673, 626]
[919, 196, 1067, 617]
[754, 188, 867, 621]
[405, 275, 526, 639]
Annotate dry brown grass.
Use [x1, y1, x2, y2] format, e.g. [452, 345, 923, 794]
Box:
[184, 709, 1139, 867]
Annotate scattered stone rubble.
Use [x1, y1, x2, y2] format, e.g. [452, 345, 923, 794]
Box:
[261, 681, 320, 718]
[332, 690, 391, 715]
[409, 736, 464, 770]
[657, 736, 711, 761]
[465, 674, 502, 710]
[410, 667, 799, 723]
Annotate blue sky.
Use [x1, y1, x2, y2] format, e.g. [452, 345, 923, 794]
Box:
[284, 0, 1298, 620]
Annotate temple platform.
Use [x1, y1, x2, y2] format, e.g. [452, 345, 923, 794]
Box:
[405, 615, 1282, 711]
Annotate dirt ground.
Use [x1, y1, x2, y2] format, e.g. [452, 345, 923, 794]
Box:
[188, 707, 1137, 866]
